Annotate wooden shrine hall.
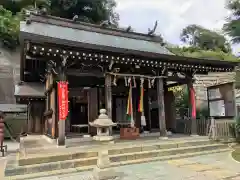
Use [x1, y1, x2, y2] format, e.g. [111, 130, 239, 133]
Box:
[16, 13, 238, 146]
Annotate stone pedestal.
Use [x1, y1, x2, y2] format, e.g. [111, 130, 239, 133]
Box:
[93, 150, 118, 180]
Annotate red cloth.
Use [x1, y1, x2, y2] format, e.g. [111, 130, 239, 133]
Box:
[190, 87, 196, 119]
[0, 119, 4, 141]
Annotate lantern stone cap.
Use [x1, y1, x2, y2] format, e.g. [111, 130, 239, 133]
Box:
[89, 109, 117, 127]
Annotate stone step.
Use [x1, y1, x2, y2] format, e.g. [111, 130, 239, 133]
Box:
[7, 148, 230, 180]
[5, 143, 228, 178]
[18, 139, 214, 166]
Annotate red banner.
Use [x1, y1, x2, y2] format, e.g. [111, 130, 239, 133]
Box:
[190, 87, 196, 119]
[58, 81, 68, 120]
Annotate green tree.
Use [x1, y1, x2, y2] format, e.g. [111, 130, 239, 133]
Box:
[0, 0, 119, 48]
[0, 0, 50, 15]
[181, 24, 231, 53]
[167, 46, 239, 62]
[0, 6, 20, 49]
[223, 0, 240, 43]
[0, 0, 119, 25]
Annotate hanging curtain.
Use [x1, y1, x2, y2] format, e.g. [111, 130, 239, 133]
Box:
[126, 82, 132, 121]
[138, 82, 146, 127]
[126, 80, 134, 127]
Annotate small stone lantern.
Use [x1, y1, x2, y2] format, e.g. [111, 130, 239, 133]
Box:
[89, 109, 117, 142]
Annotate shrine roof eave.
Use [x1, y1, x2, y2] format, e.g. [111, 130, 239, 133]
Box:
[20, 18, 238, 70]
[20, 30, 238, 70]
[19, 19, 173, 57]
[24, 14, 165, 43]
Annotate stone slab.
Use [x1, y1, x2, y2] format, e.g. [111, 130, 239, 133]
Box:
[5, 144, 230, 178]
[9, 150, 235, 180]
[18, 139, 212, 166]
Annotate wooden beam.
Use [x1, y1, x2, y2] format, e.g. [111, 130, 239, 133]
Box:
[67, 69, 104, 77]
[67, 70, 190, 82]
[166, 81, 187, 88]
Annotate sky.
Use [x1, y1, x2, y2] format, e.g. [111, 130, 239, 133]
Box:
[115, 0, 239, 55]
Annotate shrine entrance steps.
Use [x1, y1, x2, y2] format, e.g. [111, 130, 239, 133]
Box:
[5, 136, 230, 180]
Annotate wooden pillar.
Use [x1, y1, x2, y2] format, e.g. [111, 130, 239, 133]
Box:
[51, 88, 56, 138]
[105, 74, 112, 134]
[27, 102, 33, 133]
[156, 78, 167, 136]
[57, 58, 67, 146]
[105, 75, 112, 119]
[187, 80, 197, 135]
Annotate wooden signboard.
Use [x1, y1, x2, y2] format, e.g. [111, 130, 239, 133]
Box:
[207, 82, 236, 118]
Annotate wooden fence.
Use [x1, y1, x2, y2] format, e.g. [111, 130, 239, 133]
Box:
[215, 119, 235, 140]
[177, 118, 235, 140]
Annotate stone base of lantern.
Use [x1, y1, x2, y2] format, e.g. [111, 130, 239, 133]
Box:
[93, 135, 114, 142]
[93, 167, 119, 180]
[93, 149, 121, 180]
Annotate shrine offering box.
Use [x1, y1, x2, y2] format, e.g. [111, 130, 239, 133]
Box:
[120, 127, 139, 140]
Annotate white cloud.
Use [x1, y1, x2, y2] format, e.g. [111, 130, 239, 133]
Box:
[115, 0, 234, 48]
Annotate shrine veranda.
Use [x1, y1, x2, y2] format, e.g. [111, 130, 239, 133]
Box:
[15, 14, 238, 146]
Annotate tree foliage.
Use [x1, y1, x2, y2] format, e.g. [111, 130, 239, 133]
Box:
[181, 24, 231, 53]
[0, 0, 119, 25]
[223, 0, 240, 44]
[0, 6, 21, 49]
[51, 0, 119, 25]
[167, 46, 239, 62]
[0, 0, 119, 49]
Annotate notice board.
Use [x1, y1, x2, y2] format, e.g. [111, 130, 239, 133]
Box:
[207, 82, 236, 118]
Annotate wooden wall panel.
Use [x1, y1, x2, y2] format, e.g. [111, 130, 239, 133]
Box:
[164, 91, 176, 131]
[88, 88, 98, 135]
[51, 88, 56, 138]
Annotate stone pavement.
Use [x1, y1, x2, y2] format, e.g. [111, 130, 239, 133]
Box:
[29, 152, 240, 180]
[0, 141, 19, 179]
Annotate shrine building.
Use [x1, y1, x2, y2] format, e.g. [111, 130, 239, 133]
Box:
[15, 14, 238, 146]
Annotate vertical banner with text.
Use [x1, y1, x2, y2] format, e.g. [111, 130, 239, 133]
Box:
[58, 81, 68, 120]
[190, 87, 196, 119]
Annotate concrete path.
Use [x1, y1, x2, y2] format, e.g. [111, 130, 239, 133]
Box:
[30, 152, 240, 180]
[0, 141, 19, 179]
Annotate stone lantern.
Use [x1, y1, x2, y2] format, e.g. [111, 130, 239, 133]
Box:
[89, 109, 117, 142]
[90, 109, 122, 180]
